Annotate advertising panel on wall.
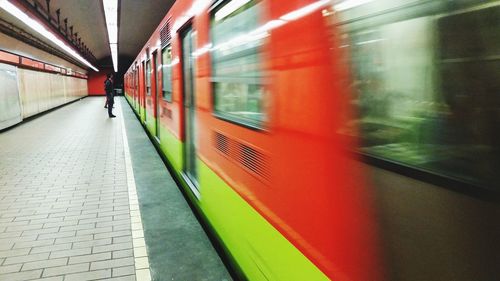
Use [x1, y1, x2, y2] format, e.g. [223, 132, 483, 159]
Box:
[0, 63, 22, 130]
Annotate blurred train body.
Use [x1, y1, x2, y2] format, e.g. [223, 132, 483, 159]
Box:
[124, 0, 500, 280]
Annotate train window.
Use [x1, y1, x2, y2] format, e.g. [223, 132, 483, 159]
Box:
[330, 0, 500, 189]
[135, 66, 138, 90]
[210, 0, 266, 129]
[146, 59, 151, 96]
[162, 46, 173, 102]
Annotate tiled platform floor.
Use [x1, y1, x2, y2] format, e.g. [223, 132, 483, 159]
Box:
[0, 98, 146, 281]
[0, 97, 231, 281]
[0, 99, 141, 281]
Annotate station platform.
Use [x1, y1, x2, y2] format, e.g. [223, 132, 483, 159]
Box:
[0, 97, 232, 281]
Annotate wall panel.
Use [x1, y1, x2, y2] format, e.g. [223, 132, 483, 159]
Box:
[17, 68, 87, 118]
[0, 63, 22, 130]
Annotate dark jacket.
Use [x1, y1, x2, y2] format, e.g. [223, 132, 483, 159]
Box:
[105, 79, 113, 94]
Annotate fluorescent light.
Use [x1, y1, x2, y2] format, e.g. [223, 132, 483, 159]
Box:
[103, 0, 118, 43]
[103, 0, 118, 72]
[110, 43, 118, 72]
[334, 0, 374, 11]
[215, 0, 250, 21]
[107, 25, 118, 44]
[280, 0, 331, 21]
[0, 0, 98, 71]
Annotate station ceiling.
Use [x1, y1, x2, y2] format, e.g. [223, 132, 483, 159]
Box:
[0, 0, 175, 70]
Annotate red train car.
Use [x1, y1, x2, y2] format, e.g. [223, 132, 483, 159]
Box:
[125, 0, 500, 280]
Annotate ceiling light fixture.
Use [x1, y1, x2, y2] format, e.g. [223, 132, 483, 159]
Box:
[110, 43, 118, 73]
[0, 0, 99, 71]
[103, 0, 118, 72]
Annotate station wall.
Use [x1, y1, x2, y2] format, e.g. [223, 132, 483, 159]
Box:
[17, 68, 87, 118]
[87, 69, 112, 96]
[0, 33, 88, 130]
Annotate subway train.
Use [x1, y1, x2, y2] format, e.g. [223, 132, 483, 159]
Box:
[124, 0, 500, 280]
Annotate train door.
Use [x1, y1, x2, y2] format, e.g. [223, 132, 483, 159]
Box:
[180, 25, 199, 192]
[153, 51, 160, 140]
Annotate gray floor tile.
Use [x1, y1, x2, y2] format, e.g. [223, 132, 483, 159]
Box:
[0, 98, 135, 280]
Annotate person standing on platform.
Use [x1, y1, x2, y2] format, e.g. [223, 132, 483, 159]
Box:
[105, 73, 116, 118]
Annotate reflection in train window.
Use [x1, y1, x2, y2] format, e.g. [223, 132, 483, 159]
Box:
[146, 59, 151, 96]
[162, 46, 173, 102]
[330, 0, 500, 188]
[211, 0, 265, 128]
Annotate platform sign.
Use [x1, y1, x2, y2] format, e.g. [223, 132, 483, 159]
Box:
[0, 63, 22, 130]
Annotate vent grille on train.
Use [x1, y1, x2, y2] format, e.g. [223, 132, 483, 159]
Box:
[160, 19, 172, 48]
[238, 143, 269, 180]
[214, 132, 229, 155]
[213, 131, 269, 182]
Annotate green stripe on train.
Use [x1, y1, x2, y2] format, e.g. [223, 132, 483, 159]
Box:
[158, 125, 183, 173]
[140, 105, 146, 123]
[144, 111, 155, 137]
[127, 97, 144, 120]
[131, 102, 328, 281]
[197, 160, 329, 281]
